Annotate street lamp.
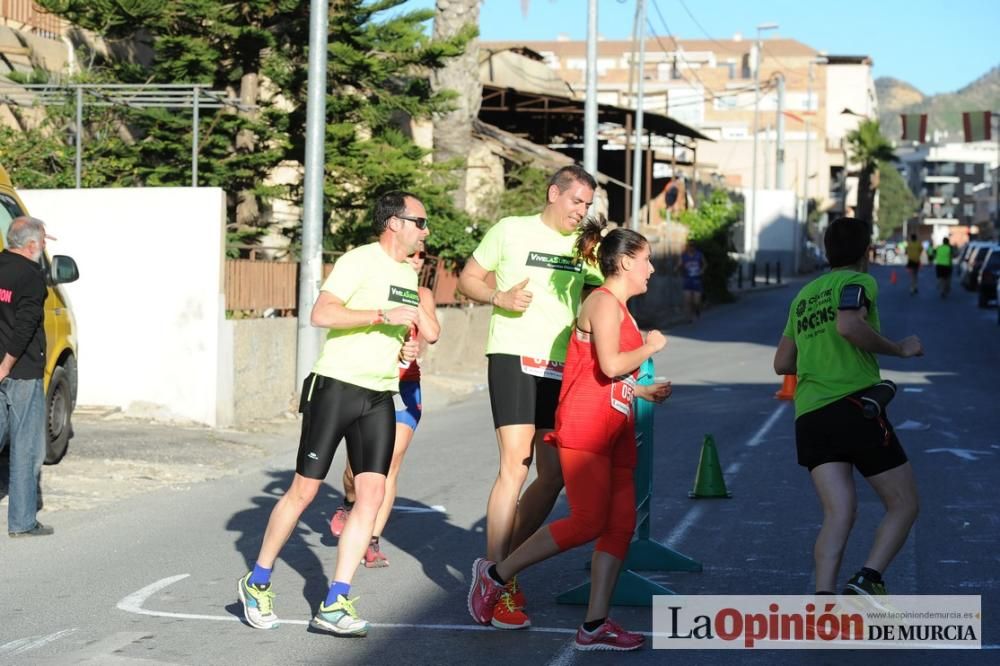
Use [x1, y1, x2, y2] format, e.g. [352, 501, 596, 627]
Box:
[802, 56, 827, 207]
[749, 22, 778, 259]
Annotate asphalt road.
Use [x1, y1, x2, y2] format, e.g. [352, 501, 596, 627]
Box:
[2, 264, 997, 665]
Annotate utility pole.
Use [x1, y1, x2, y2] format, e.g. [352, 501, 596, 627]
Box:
[629, 0, 648, 230]
[297, 0, 329, 386]
[749, 23, 778, 258]
[583, 0, 598, 176]
[775, 73, 785, 189]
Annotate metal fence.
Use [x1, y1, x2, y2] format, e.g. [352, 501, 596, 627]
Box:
[0, 0, 65, 39]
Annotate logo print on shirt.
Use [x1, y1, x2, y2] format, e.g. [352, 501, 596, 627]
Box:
[525, 252, 581, 273]
[0, 288, 12, 303]
[387, 285, 420, 306]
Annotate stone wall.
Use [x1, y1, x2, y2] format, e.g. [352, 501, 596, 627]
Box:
[230, 318, 298, 424]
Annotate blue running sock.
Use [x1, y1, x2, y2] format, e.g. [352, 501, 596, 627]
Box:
[325, 581, 351, 607]
[248, 563, 272, 587]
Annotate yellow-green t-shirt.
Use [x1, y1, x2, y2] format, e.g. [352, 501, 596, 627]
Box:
[782, 270, 882, 418]
[933, 243, 953, 266]
[905, 241, 922, 263]
[312, 242, 418, 392]
[472, 214, 603, 362]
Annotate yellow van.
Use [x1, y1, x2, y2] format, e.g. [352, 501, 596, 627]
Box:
[0, 165, 80, 464]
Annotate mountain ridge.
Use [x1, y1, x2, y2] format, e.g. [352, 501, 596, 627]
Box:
[877, 66, 1000, 143]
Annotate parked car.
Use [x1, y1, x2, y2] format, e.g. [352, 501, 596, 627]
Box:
[956, 240, 987, 280]
[976, 244, 1000, 308]
[961, 243, 993, 291]
[0, 165, 81, 464]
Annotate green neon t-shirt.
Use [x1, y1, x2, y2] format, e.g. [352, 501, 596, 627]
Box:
[782, 270, 882, 418]
[472, 214, 603, 362]
[312, 242, 418, 392]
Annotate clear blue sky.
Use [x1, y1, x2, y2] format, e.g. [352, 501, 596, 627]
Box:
[397, 0, 999, 96]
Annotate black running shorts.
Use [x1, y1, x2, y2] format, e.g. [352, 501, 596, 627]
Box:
[935, 265, 952, 279]
[795, 397, 908, 477]
[487, 353, 561, 430]
[295, 373, 396, 479]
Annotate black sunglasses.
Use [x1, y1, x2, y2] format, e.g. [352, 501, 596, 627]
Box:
[396, 214, 429, 230]
[415, 251, 427, 259]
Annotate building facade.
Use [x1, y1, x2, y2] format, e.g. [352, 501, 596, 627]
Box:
[479, 36, 877, 218]
[899, 142, 999, 243]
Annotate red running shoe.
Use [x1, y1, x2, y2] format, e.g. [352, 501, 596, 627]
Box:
[575, 619, 645, 651]
[329, 505, 350, 537]
[466, 558, 504, 625]
[491, 591, 531, 629]
[506, 576, 526, 609]
[362, 540, 389, 568]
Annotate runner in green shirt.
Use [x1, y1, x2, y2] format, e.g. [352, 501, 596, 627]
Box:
[931, 237, 954, 298]
[458, 165, 604, 629]
[773, 216, 923, 603]
[238, 191, 431, 637]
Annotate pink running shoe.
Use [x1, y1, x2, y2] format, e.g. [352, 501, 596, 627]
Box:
[330, 505, 350, 537]
[362, 540, 389, 568]
[575, 619, 645, 651]
[467, 558, 504, 625]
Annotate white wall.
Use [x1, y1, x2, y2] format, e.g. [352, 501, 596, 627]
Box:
[19, 187, 231, 426]
[743, 188, 800, 271]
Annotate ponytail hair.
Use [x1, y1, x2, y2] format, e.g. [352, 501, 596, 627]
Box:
[574, 216, 649, 278]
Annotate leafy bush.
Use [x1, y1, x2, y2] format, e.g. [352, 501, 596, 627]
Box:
[678, 189, 742, 303]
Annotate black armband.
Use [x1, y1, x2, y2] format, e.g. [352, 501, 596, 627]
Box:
[838, 284, 870, 310]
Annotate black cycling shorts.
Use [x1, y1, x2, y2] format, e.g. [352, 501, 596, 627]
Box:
[295, 373, 395, 479]
[487, 353, 561, 430]
[795, 397, 907, 477]
[935, 265, 952, 279]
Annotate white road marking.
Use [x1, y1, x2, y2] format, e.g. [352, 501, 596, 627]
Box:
[903, 387, 924, 393]
[118, 574, 583, 635]
[926, 448, 994, 461]
[725, 461, 742, 475]
[896, 419, 931, 431]
[0, 628, 77, 657]
[392, 504, 447, 514]
[746, 403, 788, 447]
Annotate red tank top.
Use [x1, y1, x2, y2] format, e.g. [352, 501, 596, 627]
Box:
[556, 287, 644, 421]
[399, 325, 421, 382]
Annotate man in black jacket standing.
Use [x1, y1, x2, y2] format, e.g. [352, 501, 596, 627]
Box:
[1, 216, 52, 537]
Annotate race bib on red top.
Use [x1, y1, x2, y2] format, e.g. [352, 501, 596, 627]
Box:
[520, 356, 565, 380]
[611, 375, 637, 416]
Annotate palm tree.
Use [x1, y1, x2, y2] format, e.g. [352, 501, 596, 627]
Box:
[431, 0, 482, 212]
[846, 119, 896, 224]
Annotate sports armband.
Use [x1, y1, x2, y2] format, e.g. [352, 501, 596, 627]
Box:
[838, 284, 870, 311]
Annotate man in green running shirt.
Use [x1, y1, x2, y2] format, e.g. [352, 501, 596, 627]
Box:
[773, 216, 923, 604]
[931, 237, 954, 298]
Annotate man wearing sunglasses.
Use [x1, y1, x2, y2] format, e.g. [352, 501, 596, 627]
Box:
[238, 191, 431, 637]
[459, 165, 603, 629]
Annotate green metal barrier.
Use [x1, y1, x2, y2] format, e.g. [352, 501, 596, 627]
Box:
[557, 358, 702, 607]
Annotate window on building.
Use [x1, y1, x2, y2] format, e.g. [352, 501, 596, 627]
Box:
[964, 162, 975, 176]
[741, 53, 751, 79]
[964, 182, 974, 195]
[964, 203, 974, 218]
[939, 163, 955, 175]
[726, 61, 736, 79]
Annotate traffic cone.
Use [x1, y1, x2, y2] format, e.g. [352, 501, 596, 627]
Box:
[775, 374, 796, 400]
[689, 435, 732, 499]
[890, 270, 898, 285]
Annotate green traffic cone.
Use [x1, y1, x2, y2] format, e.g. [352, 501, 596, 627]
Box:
[689, 434, 732, 499]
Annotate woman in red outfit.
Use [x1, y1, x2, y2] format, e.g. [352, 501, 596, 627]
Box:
[467, 219, 671, 651]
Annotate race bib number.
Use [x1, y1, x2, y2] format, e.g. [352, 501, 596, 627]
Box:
[611, 375, 637, 416]
[520, 357, 565, 380]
